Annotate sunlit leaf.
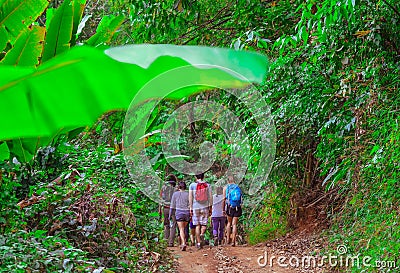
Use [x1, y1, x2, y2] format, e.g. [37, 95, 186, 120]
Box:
[0, 0, 48, 44]
[42, 0, 82, 62]
[0, 44, 268, 161]
[1, 26, 45, 66]
[0, 141, 10, 161]
[0, 26, 7, 52]
[86, 15, 125, 47]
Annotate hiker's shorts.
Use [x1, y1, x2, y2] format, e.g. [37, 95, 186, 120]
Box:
[176, 212, 190, 222]
[226, 205, 242, 218]
[192, 208, 209, 226]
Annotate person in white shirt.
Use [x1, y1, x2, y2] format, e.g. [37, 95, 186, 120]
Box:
[189, 173, 213, 249]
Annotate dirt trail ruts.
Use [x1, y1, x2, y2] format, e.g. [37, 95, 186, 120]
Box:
[170, 225, 328, 273]
[169, 245, 295, 273]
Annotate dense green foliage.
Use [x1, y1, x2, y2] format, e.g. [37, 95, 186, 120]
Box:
[261, 2, 399, 271]
[1, 0, 399, 272]
[0, 131, 173, 272]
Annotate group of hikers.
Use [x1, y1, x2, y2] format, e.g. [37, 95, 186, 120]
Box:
[159, 173, 243, 251]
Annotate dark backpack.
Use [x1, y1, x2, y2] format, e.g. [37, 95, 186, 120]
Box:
[227, 184, 242, 208]
[195, 181, 209, 202]
[161, 184, 174, 203]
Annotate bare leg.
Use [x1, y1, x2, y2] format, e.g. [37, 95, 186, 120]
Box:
[200, 225, 207, 237]
[231, 216, 239, 246]
[200, 225, 207, 246]
[226, 216, 233, 244]
[195, 225, 201, 247]
[190, 228, 196, 246]
[177, 221, 188, 250]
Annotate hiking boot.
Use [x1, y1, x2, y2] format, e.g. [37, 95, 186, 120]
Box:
[180, 245, 187, 251]
[168, 243, 174, 247]
[218, 239, 223, 246]
[196, 243, 202, 250]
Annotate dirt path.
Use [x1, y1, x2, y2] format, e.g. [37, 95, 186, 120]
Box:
[169, 245, 295, 273]
[169, 226, 327, 273]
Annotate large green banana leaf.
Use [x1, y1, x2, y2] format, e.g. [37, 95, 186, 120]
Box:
[0, 44, 268, 161]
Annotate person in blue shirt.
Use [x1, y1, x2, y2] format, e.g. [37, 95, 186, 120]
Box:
[223, 176, 242, 246]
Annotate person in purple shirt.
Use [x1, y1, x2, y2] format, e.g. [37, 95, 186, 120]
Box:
[170, 181, 190, 251]
[211, 186, 226, 246]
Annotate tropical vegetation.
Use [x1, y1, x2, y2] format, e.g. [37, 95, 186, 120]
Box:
[0, 0, 398, 272]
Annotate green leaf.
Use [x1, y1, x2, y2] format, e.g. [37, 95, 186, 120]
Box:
[325, 15, 331, 27]
[0, 141, 10, 161]
[0, 26, 7, 52]
[0, 0, 48, 44]
[300, 26, 308, 45]
[33, 229, 47, 238]
[70, 0, 86, 46]
[370, 145, 380, 155]
[10, 139, 34, 162]
[0, 44, 268, 161]
[42, 0, 75, 62]
[349, 195, 357, 205]
[45, 8, 55, 30]
[333, 9, 338, 21]
[86, 15, 125, 47]
[1, 26, 45, 66]
[257, 39, 268, 49]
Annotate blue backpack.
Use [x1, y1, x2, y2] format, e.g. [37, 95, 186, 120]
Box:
[227, 184, 242, 208]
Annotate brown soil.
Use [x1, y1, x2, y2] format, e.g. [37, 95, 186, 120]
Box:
[170, 244, 294, 273]
[170, 224, 329, 273]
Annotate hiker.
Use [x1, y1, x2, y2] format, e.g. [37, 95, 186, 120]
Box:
[211, 186, 226, 246]
[223, 176, 242, 246]
[189, 173, 213, 249]
[159, 174, 177, 247]
[170, 181, 190, 251]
